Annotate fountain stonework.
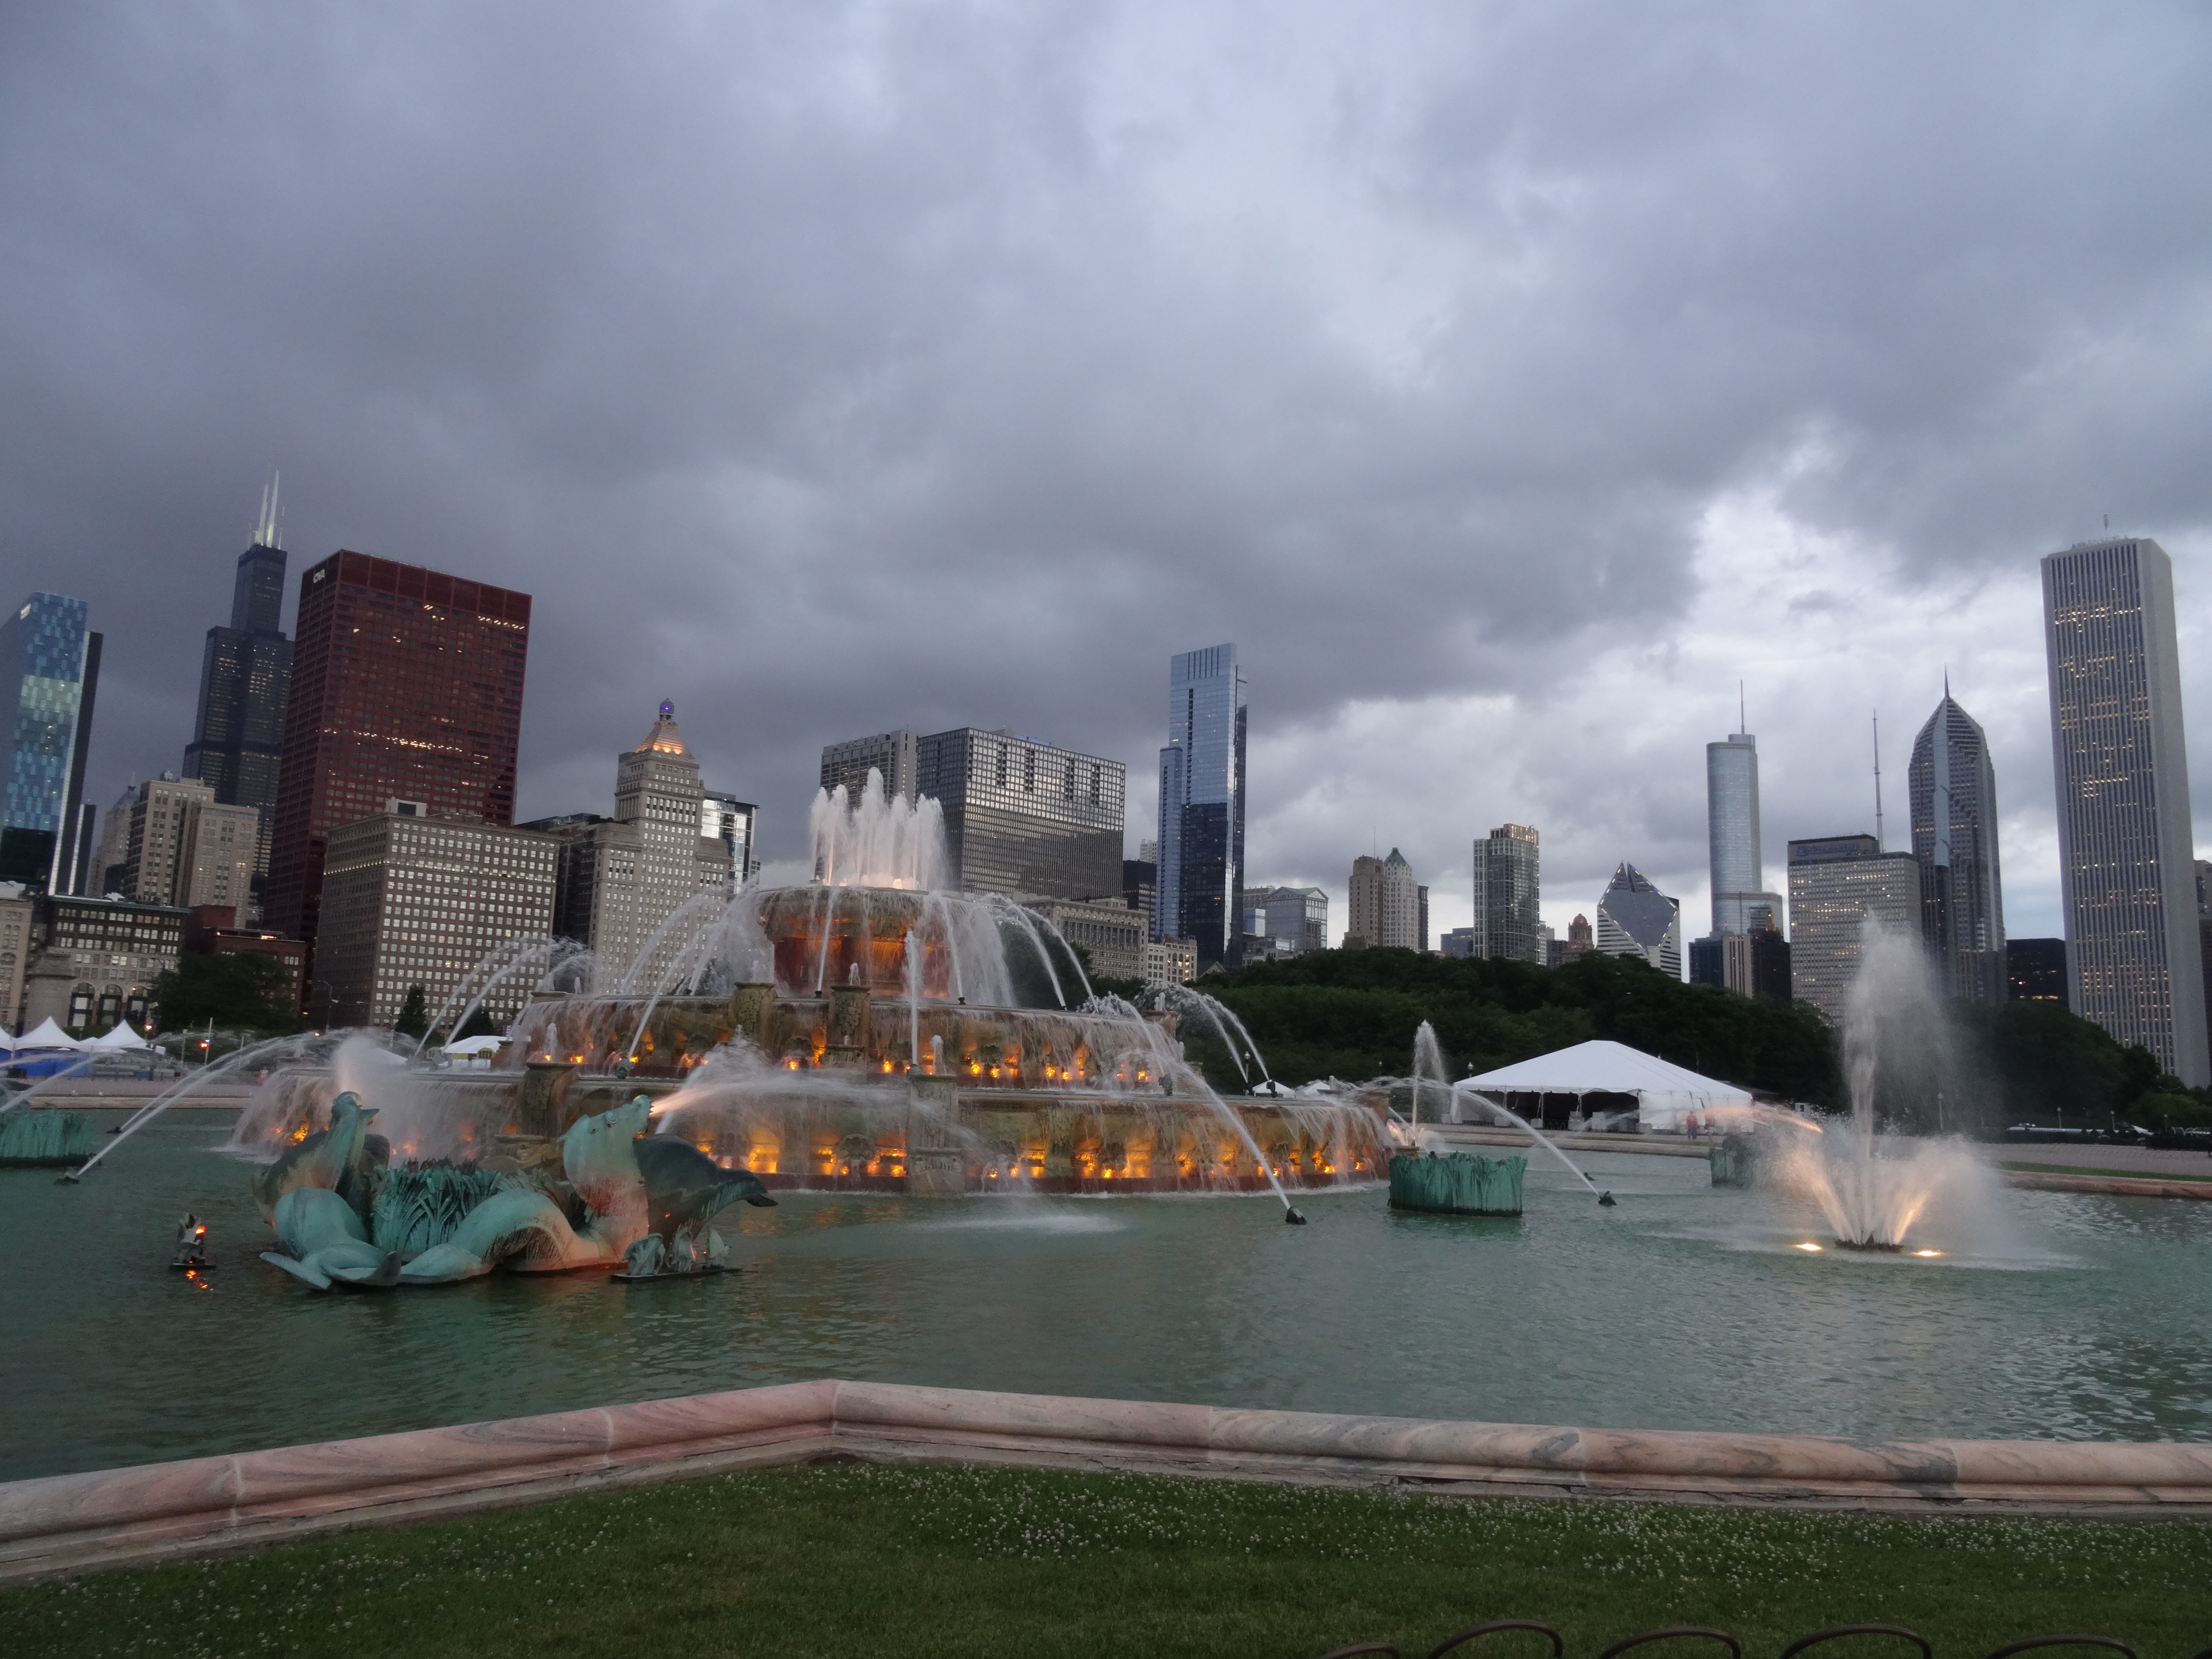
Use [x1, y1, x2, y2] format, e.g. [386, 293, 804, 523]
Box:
[222, 773, 1390, 1251]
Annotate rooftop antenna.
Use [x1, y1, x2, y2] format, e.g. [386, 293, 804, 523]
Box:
[1738, 680, 1746, 735]
[251, 471, 283, 550]
[1872, 710, 1885, 851]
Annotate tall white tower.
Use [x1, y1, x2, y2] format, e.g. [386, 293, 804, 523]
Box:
[2042, 536, 2206, 1084]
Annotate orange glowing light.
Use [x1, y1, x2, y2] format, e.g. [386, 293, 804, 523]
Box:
[969, 1062, 981, 1075]
[786, 1058, 800, 1071]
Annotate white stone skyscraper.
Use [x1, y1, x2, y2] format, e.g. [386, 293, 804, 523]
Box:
[1706, 717, 1781, 937]
[2042, 536, 2206, 1084]
[1908, 686, 2005, 1004]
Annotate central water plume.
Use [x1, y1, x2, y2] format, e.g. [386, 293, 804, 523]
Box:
[1771, 921, 1988, 1250]
[812, 770, 945, 890]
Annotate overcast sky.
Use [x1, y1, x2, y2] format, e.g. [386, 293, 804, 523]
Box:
[6, 3, 2210, 952]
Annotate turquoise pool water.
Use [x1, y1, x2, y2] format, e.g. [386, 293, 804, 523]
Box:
[3, 1112, 2207, 1481]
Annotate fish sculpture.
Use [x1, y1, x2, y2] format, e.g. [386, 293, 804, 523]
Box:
[250, 1093, 378, 1223]
[260, 1187, 401, 1291]
[622, 1134, 776, 1275]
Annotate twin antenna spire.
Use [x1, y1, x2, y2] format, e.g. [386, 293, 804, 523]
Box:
[251, 472, 283, 551]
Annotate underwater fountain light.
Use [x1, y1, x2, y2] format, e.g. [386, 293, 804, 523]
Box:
[1913, 1249, 1943, 1258]
[1796, 1242, 1823, 1252]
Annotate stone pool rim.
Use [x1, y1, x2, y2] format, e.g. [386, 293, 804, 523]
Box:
[3, 1380, 2209, 1583]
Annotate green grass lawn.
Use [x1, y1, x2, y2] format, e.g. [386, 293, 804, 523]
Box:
[1998, 1162, 2212, 1182]
[4, 1463, 2207, 1658]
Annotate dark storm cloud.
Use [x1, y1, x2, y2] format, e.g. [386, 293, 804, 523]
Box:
[3, 2, 2208, 937]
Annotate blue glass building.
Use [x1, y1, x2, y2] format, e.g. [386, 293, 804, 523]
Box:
[1155, 643, 1246, 969]
[1, 592, 100, 892]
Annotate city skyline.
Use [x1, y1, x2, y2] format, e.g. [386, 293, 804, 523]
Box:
[7, 11, 2212, 962]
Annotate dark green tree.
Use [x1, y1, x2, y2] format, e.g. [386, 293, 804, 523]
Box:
[1180, 946, 1840, 1103]
[451, 1005, 501, 1041]
[393, 984, 429, 1038]
[148, 952, 301, 1034]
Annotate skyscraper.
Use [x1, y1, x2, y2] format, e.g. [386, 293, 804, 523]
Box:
[1156, 644, 1246, 969]
[528, 703, 733, 986]
[1786, 834, 1922, 1024]
[120, 773, 258, 913]
[1595, 862, 1682, 977]
[1706, 722, 1782, 937]
[2042, 536, 2206, 1083]
[1471, 823, 1543, 963]
[0, 593, 100, 894]
[1347, 849, 1420, 950]
[1908, 687, 2006, 1004]
[265, 552, 531, 977]
[914, 728, 1124, 900]
[821, 731, 920, 803]
[183, 483, 293, 908]
[819, 727, 1125, 901]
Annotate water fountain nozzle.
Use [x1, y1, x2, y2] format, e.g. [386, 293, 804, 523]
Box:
[1284, 1207, 1306, 1225]
[1597, 1191, 1616, 1207]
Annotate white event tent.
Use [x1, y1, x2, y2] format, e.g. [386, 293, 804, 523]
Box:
[14, 1018, 84, 1052]
[1455, 1039, 1754, 1133]
[87, 1022, 153, 1050]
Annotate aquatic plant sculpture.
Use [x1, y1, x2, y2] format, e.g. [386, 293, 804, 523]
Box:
[253, 1092, 775, 1291]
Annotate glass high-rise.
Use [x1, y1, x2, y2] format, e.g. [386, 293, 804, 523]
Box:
[1, 593, 100, 894]
[183, 495, 293, 909]
[265, 551, 531, 977]
[2042, 536, 2206, 1083]
[1706, 725, 1781, 937]
[1471, 823, 1542, 963]
[1155, 643, 1246, 968]
[1908, 688, 2006, 1004]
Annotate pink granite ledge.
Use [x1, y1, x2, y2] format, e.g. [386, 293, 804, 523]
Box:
[2003, 1170, 2212, 1199]
[2, 1380, 2208, 1584]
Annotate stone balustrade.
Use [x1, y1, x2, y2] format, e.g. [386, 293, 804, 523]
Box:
[3, 1380, 2208, 1583]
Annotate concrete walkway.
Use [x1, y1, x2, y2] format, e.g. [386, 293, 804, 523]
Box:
[1993, 1141, 2212, 1178]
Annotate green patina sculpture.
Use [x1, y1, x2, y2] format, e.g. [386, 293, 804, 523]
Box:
[253, 1091, 777, 1292]
[1387, 1150, 1526, 1217]
[1708, 1133, 1760, 1189]
[0, 1109, 93, 1167]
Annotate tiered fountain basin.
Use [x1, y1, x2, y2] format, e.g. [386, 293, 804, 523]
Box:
[238, 882, 1390, 1199]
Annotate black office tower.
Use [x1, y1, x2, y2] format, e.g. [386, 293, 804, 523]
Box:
[182, 485, 293, 915]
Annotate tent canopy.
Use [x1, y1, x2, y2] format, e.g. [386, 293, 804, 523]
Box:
[1458, 1039, 1752, 1130]
[87, 1022, 152, 1050]
[441, 1035, 504, 1057]
[14, 1018, 84, 1051]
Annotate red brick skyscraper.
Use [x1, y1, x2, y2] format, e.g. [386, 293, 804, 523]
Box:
[264, 551, 531, 975]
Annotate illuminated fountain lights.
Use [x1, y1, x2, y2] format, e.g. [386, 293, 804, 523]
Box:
[1767, 922, 1988, 1254]
[225, 771, 1391, 1206]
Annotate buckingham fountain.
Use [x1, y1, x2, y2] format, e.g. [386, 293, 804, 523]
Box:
[202, 774, 1393, 1286]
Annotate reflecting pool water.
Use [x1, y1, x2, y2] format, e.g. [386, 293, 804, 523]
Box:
[3, 1112, 2208, 1481]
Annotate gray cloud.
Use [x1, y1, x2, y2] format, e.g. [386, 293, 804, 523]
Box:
[3, 2, 2208, 949]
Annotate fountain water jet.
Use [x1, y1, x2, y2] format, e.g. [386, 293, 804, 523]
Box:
[1773, 921, 1985, 1251]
